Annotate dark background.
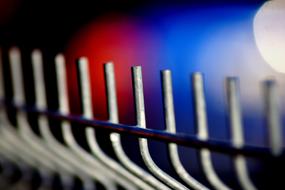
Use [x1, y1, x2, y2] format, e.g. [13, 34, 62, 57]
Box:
[0, 0, 265, 52]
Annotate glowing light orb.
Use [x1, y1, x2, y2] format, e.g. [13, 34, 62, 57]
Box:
[254, 0, 285, 73]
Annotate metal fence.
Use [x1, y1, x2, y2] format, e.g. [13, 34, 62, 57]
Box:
[0, 47, 283, 190]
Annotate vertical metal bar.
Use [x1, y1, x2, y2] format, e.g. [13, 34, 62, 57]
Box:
[31, 49, 74, 171]
[132, 66, 188, 190]
[105, 63, 119, 123]
[162, 70, 209, 190]
[32, 50, 101, 190]
[77, 57, 140, 190]
[161, 70, 176, 133]
[0, 49, 4, 99]
[54, 54, 117, 190]
[8, 48, 57, 188]
[32, 50, 47, 109]
[77, 57, 93, 119]
[55, 54, 69, 115]
[226, 77, 257, 190]
[132, 66, 146, 128]
[0, 49, 39, 185]
[263, 80, 283, 156]
[226, 78, 243, 147]
[0, 48, 27, 166]
[9, 48, 55, 165]
[8, 48, 53, 169]
[105, 62, 168, 190]
[9, 48, 25, 107]
[192, 72, 231, 190]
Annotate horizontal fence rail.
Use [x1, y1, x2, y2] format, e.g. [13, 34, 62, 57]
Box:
[0, 100, 281, 159]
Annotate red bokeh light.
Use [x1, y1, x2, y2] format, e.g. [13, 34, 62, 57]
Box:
[65, 14, 160, 122]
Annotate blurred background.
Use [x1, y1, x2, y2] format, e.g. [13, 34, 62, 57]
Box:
[0, 0, 284, 189]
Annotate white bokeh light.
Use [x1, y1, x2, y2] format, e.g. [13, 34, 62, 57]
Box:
[254, 0, 285, 73]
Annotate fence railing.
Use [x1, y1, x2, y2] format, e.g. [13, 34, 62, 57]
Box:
[0, 47, 283, 190]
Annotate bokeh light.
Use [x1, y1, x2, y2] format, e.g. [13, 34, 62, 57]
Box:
[254, 0, 285, 74]
[66, 4, 285, 172]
